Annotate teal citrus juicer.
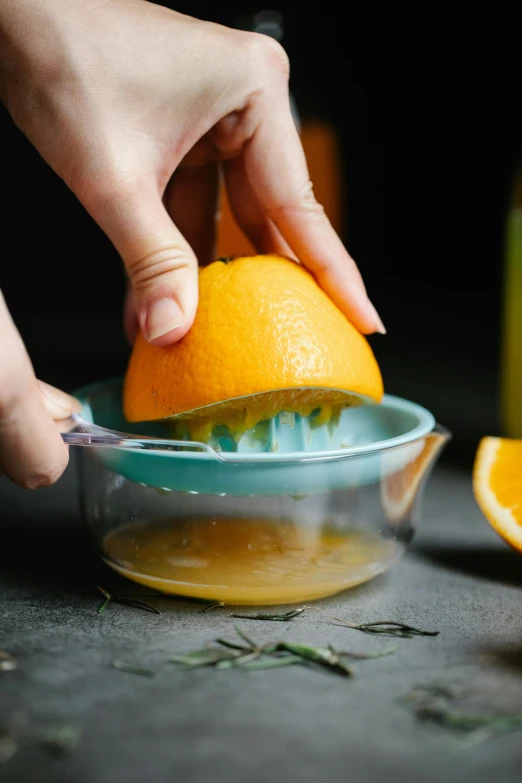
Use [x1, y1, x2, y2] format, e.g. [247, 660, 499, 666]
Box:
[62, 379, 449, 605]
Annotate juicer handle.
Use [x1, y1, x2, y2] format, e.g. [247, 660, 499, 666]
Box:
[59, 415, 225, 459]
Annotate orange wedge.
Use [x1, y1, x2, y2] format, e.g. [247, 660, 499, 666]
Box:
[473, 437, 522, 553]
[381, 433, 447, 523]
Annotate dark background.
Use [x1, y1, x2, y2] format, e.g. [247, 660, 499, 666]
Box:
[1, 4, 521, 466]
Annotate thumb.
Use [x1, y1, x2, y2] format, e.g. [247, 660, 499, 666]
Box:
[38, 380, 82, 420]
[90, 186, 199, 345]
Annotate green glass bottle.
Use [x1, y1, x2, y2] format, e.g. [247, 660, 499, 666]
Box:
[501, 151, 522, 437]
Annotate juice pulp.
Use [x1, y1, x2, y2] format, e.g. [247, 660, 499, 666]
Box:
[103, 517, 400, 605]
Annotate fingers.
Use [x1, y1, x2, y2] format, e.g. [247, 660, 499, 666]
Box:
[0, 292, 78, 489]
[164, 160, 220, 266]
[123, 282, 139, 346]
[37, 380, 82, 420]
[242, 90, 385, 335]
[87, 185, 199, 346]
[223, 155, 296, 259]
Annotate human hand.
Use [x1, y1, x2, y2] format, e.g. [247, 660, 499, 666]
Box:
[0, 0, 385, 350]
[0, 0, 385, 488]
[0, 291, 80, 488]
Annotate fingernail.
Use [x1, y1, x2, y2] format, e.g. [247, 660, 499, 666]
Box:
[38, 380, 82, 418]
[368, 301, 386, 335]
[144, 297, 185, 342]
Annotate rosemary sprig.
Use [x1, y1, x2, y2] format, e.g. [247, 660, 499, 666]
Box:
[0, 651, 17, 672]
[340, 621, 439, 638]
[229, 608, 306, 622]
[96, 586, 160, 615]
[304, 606, 439, 639]
[170, 626, 396, 677]
[112, 660, 157, 678]
[401, 682, 522, 746]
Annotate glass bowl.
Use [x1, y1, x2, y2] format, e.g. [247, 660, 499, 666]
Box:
[73, 379, 449, 605]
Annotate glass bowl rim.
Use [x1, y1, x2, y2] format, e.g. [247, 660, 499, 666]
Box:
[73, 377, 444, 465]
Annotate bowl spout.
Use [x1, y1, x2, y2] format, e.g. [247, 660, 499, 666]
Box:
[380, 425, 451, 525]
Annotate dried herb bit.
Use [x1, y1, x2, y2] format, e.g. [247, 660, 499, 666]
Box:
[229, 608, 306, 622]
[112, 660, 157, 678]
[242, 656, 303, 671]
[402, 682, 522, 746]
[275, 642, 354, 677]
[334, 619, 439, 639]
[232, 624, 258, 649]
[96, 586, 160, 615]
[342, 645, 398, 660]
[0, 720, 82, 764]
[116, 598, 160, 615]
[170, 649, 240, 668]
[215, 638, 250, 652]
[404, 682, 463, 702]
[215, 651, 262, 670]
[201, 601, 225, 613]
[32, 723, 83, 757]
[0, 733, 18, 764]
[423, 709, 522, 741]
[0, 651, 17, 672]
[212, 625, 266, 668]
[96, 585, 112, 614]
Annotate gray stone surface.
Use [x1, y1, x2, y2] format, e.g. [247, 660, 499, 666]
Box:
[1, 455, 522, 782]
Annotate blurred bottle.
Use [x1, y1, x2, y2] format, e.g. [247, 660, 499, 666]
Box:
[215, 9, 343, 259]
[501, 150, 522, 437]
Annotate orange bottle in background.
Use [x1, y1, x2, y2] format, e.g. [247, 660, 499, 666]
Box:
[300, 120, 343, 237]
[216, 120, 343, 259]
[216, 11, 343, 259]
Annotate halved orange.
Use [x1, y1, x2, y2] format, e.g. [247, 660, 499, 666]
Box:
[124, 255, 383, 437]
[473, 437, 522, 553]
